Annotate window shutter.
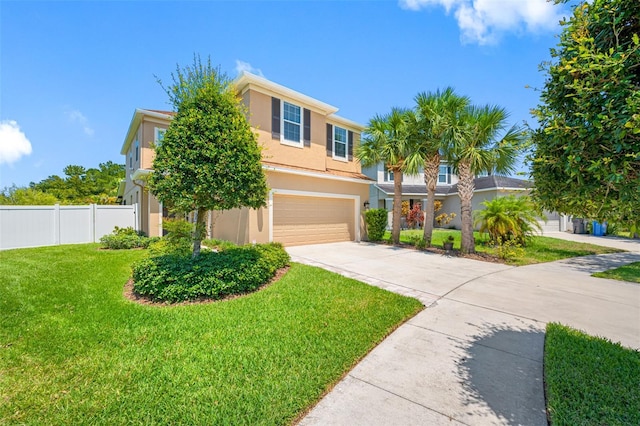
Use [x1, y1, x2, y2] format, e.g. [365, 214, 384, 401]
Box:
[326, 124, 333, 157]
[348, 131, 354, 161]
[303, 108, 311, 147]
[271, 97, 281, 139]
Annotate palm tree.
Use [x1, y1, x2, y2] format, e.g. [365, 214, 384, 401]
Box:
[357, 108, 419, 245]
[450, 105, 524, 253]
[474, 195, 542, 245]
[414, 88, 470, 246]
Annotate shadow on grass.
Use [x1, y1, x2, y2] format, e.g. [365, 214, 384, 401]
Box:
[455, 323, 548, 426]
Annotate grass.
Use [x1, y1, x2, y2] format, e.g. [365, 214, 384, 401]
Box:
[544, 323, 640, 425]
[592, 261, 640, 283]
[385, 229, 623, 265]
[0, 244, 423, 425]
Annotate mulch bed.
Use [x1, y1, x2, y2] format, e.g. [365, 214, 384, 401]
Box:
[376, 241, 506, 264]
[123, 265, 290, 307]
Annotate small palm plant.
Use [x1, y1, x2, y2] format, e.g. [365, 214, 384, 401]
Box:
[474, 195, 542, 246]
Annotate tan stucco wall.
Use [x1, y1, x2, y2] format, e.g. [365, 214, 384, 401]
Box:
[209, 170, 370, 245]
[140, 118, 169, 170]
[245, 90, 363, 175]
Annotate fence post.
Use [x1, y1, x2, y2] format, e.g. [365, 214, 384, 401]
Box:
[133, 203, 139, 231]
[53, 204, 60, 245]
[90, 204, 97, 242]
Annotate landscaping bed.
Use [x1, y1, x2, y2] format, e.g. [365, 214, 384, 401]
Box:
[381, 230, 623, 265]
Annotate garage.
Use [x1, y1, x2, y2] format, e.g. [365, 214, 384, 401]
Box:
[273, 194, 355, 246]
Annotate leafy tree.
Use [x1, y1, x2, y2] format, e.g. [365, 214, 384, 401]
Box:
[450, 105, 524, 253]
[0, 185, 58, 205]
[414, 88, 470, 246]
[30, 161, 124, 204]
[474, 195, 542, 245]
[530, 0, 640, 234]
[150, 56, 268, 257]
[357, 108, 419, 244]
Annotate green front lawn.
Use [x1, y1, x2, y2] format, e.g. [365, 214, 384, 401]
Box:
[0, 244, 422, 425]
[544, 323, 640, 425]
[385, 229, 622, 265]
[592, 262, 640, 283]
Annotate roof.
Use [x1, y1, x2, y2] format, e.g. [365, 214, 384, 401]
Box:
[374, 175, 532, 197]
[120, 108, 173, 155]
[262, 160, 373, 184]
[449, 175, 533, 194]
[234, 71, 364, 131]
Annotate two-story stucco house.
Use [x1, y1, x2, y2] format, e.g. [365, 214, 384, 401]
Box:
[118, 72, 372, 246]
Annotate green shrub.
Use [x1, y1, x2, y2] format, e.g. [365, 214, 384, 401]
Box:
[495, 237, 524, 261]
[132, 242, 290, 303]
[202, 238, 239, 252]
[409, 234, 427, 250]
[149, 218, 193, 256]
[365, 208, 388, 242]
[100, 226, 151, 250]
[474, 195, 541, 246]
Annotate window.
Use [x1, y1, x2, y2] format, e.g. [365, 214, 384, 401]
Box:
[384, 170, 394, 182]
[476, 170, 489, 178]
[438, 165, 451, 184]
[129, 153, 133, 170]
[333, 126, 347, 160]
[283, 101, 301, 144]
[154, 127, 166, 147]
[134, 139, 139, 163]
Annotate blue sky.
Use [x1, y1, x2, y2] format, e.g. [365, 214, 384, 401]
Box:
[0, 0, 569, 188]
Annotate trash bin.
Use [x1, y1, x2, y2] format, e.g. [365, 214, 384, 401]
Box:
[572, 218, 585, 234]
[592, 221, 603, 236]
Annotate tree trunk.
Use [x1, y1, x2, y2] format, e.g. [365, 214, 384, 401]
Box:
[192, 207, 207, 258]
[423, 152, 440, 246]
[392, 168, 403, 245]
[457, 161, 475, 253]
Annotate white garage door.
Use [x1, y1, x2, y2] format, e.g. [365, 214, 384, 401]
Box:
[538, 219, 560, 234]
[273, 195, 355, 246]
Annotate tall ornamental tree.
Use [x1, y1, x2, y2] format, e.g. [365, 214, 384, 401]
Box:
[451, 105, 523, 253]
[414, 88, 470, 246]
[357, 108, 419, 245]
[531, 0, 640, 233]
[150, 57, 268, 257]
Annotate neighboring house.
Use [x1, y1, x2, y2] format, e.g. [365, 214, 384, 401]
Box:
[118, 72, 372, 246]
[362, 163, 567, 233]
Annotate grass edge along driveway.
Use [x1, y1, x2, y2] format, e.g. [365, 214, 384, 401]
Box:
[0, 244, 423, 425]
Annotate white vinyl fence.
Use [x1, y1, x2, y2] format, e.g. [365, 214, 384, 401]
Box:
[0, 204, 137, 250]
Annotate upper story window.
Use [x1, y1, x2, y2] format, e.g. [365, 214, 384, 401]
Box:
[384, 170, 394, 182]
[333, 126, 347, 160]
[438, 165, 451, 184]
[129, 153, 133, 170]
[271, 97, 310, 148]
[134, 139, 139, 163]
[283, 102, 301, 144]
[154, 127, 166, 147]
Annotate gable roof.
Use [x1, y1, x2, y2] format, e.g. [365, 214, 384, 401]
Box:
[374, 175, 532, 197]
[120, 108, 173, 155]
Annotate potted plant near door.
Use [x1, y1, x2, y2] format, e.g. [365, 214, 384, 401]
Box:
[443, 235, 455, 251]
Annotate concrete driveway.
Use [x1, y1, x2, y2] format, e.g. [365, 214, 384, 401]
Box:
[288, 234, 640, 425]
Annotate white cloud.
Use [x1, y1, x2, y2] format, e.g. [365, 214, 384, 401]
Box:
[235, 60, 265, 77]
[0, 120, 33, 165]
[66, 109, 94, 136]
[399, 0, 564, 45]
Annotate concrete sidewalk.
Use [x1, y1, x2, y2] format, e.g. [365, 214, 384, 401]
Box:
[289, 235, 640, 425]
